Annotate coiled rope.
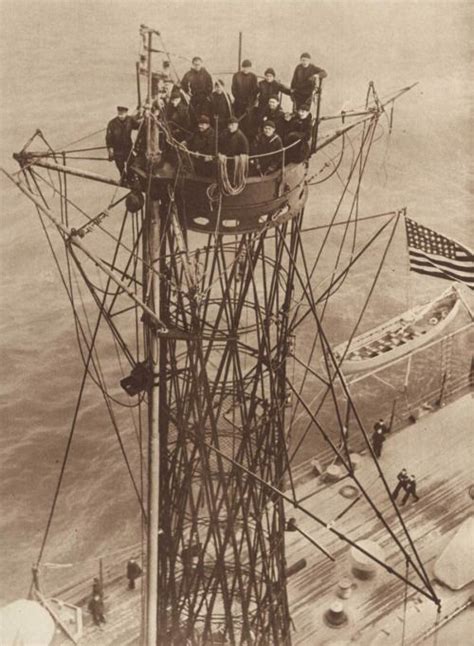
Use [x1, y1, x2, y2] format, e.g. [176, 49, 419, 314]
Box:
[217, 153, 249, 196]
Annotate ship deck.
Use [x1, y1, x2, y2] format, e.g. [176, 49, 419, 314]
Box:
[51, 394, 473, 645]
[286, 393, 473, 645]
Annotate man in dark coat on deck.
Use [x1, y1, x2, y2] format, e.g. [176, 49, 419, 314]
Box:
[126, 558, 142, 590]
[251, 121, 283, 175]
[283, 105, 312, 162]
[260, 96, 286, 136]
[164, 90, 191, 142]
[210, 80, 233, 128]
[185, 115, 216, 176]
[232, 59, 258, 118]
[88, 595, 106, 625]
[91, 577, 103, 600]
[181, 56, 213, 122]
[257, 68, 291, 114]
[218, 117, 249, 156]
[374, 418, 390, 436]
[401, 475, 420, 506]
[391, 468, 409, 501]
[291, 52, 327, 109]
[106, 106, 140, 178]
[371, 426, 386, 459]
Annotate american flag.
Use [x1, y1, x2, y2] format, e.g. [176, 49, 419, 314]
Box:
[405, 217, 474, 289]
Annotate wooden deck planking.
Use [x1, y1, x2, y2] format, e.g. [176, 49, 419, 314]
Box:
[51, 395, 472, 645]
[286, 394, 473, 645]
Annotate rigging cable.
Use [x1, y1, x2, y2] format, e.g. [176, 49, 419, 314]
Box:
[192, 431, 439, 604]
[20, 170, 146, 581]
[270, 213, 438, 601]
[401, 559, 409, 646]
[432, 605, 442, 646]
[284, 120, 380, 441]
[33, 282, 109, 571]
[307, 131, 346, 186]
[286, 213, 399, 462]
[69, 264, 145, 515]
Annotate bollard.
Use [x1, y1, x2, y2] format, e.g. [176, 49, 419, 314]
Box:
[325, 464, 343, 482]
[351, 540, 385, 580]
[337, 577, 352, 599]
[324, 600, 348, 628]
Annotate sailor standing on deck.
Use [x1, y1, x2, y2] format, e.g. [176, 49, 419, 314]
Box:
[218, 117, 249, 156]
[181, 56, 213, 122]
[251, 121, 282, 175]
[257, 68, 291, 115]
[371, 426, 385, 458]
[283, 105, 312, 162]
[211, 80, 233, 127]
[260, 96, 286, 136]
[164, 89, 191, 142]
[231, 59, 258, 118]
[291, 52, 327, 109]
[374, 418, 389, 436]
[219, 117, 249, 178]
[91, 576, 103, 599]
[106, 106, 140, 180]
[401, 475, 420, 506]
[391, 468, 409, 501]
[126, 558, 142, 590]
[185, 115, 216, 177]
[88, 595, 106, 626]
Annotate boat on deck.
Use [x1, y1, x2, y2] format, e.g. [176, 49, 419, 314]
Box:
[333, 285, 461, 374]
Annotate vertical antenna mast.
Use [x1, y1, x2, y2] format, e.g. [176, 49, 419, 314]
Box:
[237, 31, 243, 70]
[142, 24, 160, 646]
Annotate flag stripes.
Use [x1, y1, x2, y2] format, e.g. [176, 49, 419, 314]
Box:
[405, 217, 474, 289]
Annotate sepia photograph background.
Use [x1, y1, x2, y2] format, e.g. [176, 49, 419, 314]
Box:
[0, 0, 472, 625]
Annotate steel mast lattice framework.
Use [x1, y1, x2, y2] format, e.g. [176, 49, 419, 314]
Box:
[153, 206, 303, 645]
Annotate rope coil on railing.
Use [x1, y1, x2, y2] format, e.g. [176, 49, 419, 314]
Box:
[217, 153, 249, 196]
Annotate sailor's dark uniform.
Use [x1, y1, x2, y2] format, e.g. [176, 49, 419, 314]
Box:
[291, 62, 327, 108]
[88, 596, 106, 625]
[374, 420, 389, 435]
[371, 428, 385, 458]
[187, 127, 216, 176]
[392, 470, 409, 500]
[164, 100, 191, 142]
[283, 113, 312, 162]
[260, 106, 286, 136]
[218, 128, 249, 156]
[251, 132, 283, 174]
[231, 71, 258, 118]
[126, 559, 142, 590]
[257, 79, 291, 112]
[181, 68, 213, 120]
[105, 115, 139, 175]
[401, 477, 420, 505]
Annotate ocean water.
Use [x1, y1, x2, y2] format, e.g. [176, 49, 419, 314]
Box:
[0, 0, 472, 604]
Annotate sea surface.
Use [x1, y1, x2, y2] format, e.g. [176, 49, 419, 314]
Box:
[0, 0, 472, 604]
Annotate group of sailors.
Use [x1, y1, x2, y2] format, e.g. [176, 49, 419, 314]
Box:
[371, 419, 421, 507]
[106, 53, 327, 179]
[87, 558, 142, 627]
